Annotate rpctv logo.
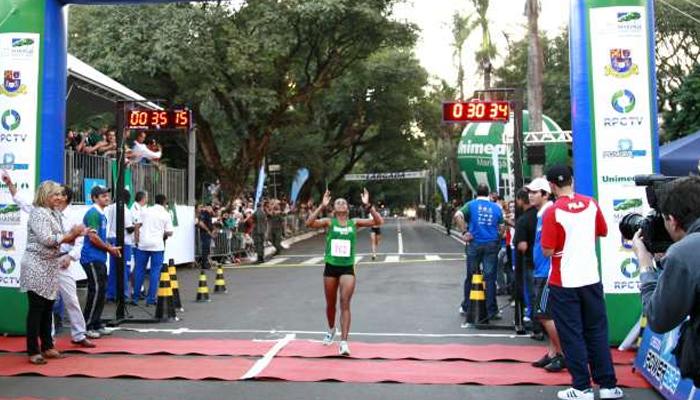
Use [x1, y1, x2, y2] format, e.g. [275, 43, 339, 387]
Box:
[604, 88, 643, 127]
[0, 255, 16, 275]
[1, 110, 20, 131]
[620, 257, 640, 279]
[611, 90, 635, 113]
[602, 139, 647, 159]
[1, 231, 14, 250]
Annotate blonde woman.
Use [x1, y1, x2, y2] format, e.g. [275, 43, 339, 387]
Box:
[19, 181, 86, 364]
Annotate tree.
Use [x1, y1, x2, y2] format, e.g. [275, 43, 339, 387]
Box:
[662, 63, 700, 141]
[493, 30, 571, 130]
[655, 0, 700, 114]
[69, 1, 417, 195]
[470, 0, 497, 90]
[452, 12, 475, 99]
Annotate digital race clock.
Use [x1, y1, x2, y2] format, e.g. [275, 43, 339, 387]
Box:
[442, 101, 511, 123]
[125, 109, 192, 130]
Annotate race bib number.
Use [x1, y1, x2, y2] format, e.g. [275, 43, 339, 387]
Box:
[330, 239, 351, 258]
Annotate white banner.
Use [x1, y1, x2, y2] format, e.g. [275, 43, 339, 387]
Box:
[0, 33, 40, 288]
[344, 170, 428, 181]
[589, 8, 654, 294]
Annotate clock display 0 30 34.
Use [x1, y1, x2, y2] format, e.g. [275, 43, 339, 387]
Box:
[442, 101, 511, 123]
[125, 109, 191, 130]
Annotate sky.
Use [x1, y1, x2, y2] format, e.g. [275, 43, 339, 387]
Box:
[393, 0, 570, 91]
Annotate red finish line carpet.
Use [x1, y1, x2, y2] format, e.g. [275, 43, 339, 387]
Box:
[0, 337, 648, 387]
[0, 337, 636, 364]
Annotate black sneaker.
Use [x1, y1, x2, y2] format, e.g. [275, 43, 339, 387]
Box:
[530, 332, 545, 341]
[544, 354, 566, 372]
[532, 353, 552, 368]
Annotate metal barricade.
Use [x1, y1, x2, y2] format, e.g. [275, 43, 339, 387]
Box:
[64, 150, 187, 205]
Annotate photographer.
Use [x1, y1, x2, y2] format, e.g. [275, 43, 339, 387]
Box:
[632, 176, 700, 385]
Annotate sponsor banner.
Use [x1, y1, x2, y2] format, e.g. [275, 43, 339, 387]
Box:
[0, 33, 40, 288]
[344, 170, 428, 181]
[634, 325, 700, 400]
[589, 7, 654, 295]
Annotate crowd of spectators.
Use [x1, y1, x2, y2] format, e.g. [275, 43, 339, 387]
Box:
[194, 192, 318, 265]
[65, 127, 162, 166]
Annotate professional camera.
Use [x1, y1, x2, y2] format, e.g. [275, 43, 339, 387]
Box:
[618, 174, 678, 254]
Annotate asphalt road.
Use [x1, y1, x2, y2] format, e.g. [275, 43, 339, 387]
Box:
[0, 218, 661, 400]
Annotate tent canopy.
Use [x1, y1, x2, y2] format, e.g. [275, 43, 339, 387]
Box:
[659, 130, 700, 177]
[66, 53, 159, 126]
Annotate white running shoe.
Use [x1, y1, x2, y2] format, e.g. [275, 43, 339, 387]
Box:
[557, 388, 594, 400]
[339, 340, 351, 356]
[85, 330, 101, 339]
[322, 328, 336, 346]
[599, 387, 624, 399]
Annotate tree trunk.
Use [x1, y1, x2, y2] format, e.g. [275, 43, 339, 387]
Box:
[526, 0, 544, 176]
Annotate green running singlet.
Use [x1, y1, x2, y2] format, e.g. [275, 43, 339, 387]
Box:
[324, 218, 356, 267]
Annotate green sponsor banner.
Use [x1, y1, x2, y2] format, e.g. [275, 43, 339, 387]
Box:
[0, 0, 46, 335]
[111, 161, 134, 207]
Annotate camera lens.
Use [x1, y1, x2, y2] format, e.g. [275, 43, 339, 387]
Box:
[619, 213, 644, 241]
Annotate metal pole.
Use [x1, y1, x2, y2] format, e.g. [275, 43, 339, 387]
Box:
[188, 126, 196, 206]
[115, 101, 126, 321]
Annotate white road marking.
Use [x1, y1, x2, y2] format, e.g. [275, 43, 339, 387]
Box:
[355, 255, 363, 264]
[240, 333, 295, 380]
[425, 255, 441, 261]
[397, 219, 404, 255]
[430, 224, 466, 246]
[263, 257, 289, 265]
[111, 327, 528, 339]
[385, 255, 400, 263]
[302, 257, 324, 265]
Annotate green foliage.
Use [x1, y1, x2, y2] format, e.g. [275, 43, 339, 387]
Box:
[494, 30, 571, 129]
[68, 1, 425, 199]
[662, 63, 700, 142]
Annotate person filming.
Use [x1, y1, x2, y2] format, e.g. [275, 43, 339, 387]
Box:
[632, 175, 700, 386]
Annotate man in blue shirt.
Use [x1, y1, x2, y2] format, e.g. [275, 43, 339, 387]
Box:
[525, 177, 564, 372]
[455, 184, 504, 321]
[81, 186, 121, 336]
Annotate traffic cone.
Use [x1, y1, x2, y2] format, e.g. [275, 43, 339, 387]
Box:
[636, 315, 647, 347]
[464, 269, 488, 325]
[155, 264, 178, 322]
[196, 269, 211, 302]
[214, 266, 227, 293]
[168, 259, 184, 311]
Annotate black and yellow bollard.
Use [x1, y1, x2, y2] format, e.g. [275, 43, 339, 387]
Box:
[196, 269, 211, 302]
[464, 269, 488, 326]
[155, 264, 178, 322]
[636, 315, 647, 347]
[168, 259, 184, 312]
[214, 266, 227, 294]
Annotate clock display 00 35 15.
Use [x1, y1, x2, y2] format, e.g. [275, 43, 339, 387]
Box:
[442, 101, 510, 123]
[125, 109, 191, 130]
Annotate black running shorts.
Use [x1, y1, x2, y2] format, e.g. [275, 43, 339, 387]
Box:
[323, 263, 355, 277]
[371, 227, 381, 235]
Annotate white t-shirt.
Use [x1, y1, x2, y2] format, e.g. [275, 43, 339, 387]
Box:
[105, 203, 135, 245]
[137, 204, 174, 252]
[129, 141, 161, 163]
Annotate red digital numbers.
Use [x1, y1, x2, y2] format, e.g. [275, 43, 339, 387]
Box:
[125, 109, 191, 130]
[442, 101, 510, 123]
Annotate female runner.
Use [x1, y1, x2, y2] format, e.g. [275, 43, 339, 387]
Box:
[305, 188, 383, 355]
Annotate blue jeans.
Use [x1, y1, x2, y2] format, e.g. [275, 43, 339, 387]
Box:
[462, 240, 500, 317]
[549, 283, 617, 391]
[132, 248, 164, 305]
[106, 239, 132, 301]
